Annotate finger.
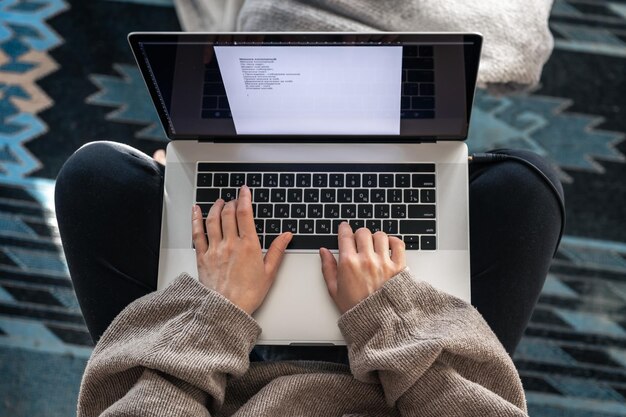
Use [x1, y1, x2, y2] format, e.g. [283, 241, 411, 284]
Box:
[236, 186, 256, 239]
[191, 205, 208, 253]
[264, 232, 293, 278]
[337, 222, 356, 258]
[389, 236, 407, 267]
[206, 199, 225, 244]
[221, 199, 239, 239]
[372, 231, 390, 258]
[319, 247, 338, 298]
[354, 227, 374, 253]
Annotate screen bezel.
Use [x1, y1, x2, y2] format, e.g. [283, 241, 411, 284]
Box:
[128, 32, 482, 143]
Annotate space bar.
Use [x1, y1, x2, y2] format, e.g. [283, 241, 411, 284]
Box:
[266, 235, 339, 250]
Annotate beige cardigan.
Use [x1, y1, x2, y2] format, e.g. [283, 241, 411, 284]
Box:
[77, 270, 528, 416]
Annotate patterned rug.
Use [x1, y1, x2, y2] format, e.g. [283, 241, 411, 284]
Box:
[1, 0, 625, 416]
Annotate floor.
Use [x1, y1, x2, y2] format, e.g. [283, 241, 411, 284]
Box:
[0, 0, 625, 416]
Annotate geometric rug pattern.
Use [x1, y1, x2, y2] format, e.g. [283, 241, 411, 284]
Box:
[1, 0, 625, 415]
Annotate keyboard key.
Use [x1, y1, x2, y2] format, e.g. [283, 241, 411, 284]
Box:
[421, 189, 436, 203]
[280, 173, 295, 187]
[258, 235, 264, 248]
[404, 189, 420, 203]
[337, 189, 352, 202]
[358, 204, 373, 218]
[354, 190, 369, 203]
[246, 173, 262, 187]
[321, 189, 336, 202]
[408, 205, 436, 218]
[266, 219, 281, 234]
[370, 189, 386, 202]
[406, 242, 419, 250]
[421, 235, 437, 250]
[329, 174, 344, 187]
[332, 220, 344, 233]
[263, 173, 279, 187]
[363, 174, 377, 187]
[287, 189, 303, 202]
[350, 219, 365, 230]
[341, 204, 357, 218]
[313, 173, 327, 187]
[387, 189, 403, 203]
[254, 219, 264, 234]
[282, 219, 298, 233]
[391, 204, 407, 218]
[375, 204, 390, 218]
[404, 235, 419, 243]
[198, 203, 213, 216]
[400, 220, 436, 234]
[196, 188, 220, 202]
[214, 173, 229, 186]
[316, 220, 331, 234]
[296, 173, 311, 187]
[304, 189, 319, 202]
[258, 204, 273, 218]
[346, 174, 360, 187]
[379, 174, 394, 187]
[366, 220, 382, 233]
[254, 188, 270, 202]
[251, 203, 257, 216]
[308, 204, 323, 218]
[230, 173, 246, 187]
[324, 204, 340, 218]
[275, 204, 290, 218]
[291, 204, 307, 218]
[197, 173, 212, 187]
[412, 174, 435, 187]
[263, 234, 277, 248]
[286, 235, 338, 250]
[221, 188, 237, 201]
[396, 174, 411, 187]
[299, 219, 315, 234]
[271, 189, 286, 203]
[382, 219, 398, 234]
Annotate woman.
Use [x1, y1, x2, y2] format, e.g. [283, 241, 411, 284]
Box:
[55, 141, 563, 416]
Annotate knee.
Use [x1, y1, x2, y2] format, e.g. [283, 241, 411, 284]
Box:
[491, 149, 564, 203]
[55, 141, 161, 214]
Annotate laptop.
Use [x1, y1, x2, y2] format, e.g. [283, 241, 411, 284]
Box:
[128, 32, 482, 345]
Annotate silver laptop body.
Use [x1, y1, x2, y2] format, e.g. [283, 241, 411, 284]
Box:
[128, 32, 483, 345]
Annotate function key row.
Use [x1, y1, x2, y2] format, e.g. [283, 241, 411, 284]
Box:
[198, 172, 435, 188]
[198, 163, 435, 173]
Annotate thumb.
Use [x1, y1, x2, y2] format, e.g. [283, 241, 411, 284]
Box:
[319, 247, 338, 298]
[264, 232, 292, 278]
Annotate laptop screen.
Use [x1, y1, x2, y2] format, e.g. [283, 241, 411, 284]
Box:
[130, 33, 481, 140]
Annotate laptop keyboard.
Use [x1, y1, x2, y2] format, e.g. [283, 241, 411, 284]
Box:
[195, 163, 437, 251]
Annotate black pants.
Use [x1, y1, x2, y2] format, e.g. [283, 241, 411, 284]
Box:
[55, 141, 564, 359]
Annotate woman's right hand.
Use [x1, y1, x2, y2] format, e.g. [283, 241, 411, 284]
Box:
[319, 222, 406, 314]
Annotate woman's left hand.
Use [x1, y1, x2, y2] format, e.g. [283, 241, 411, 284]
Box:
[191, 185, 292, 315]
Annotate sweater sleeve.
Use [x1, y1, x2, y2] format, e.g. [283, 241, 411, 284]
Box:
[77, 273, 261, 417]
[338, 269, 528, 416]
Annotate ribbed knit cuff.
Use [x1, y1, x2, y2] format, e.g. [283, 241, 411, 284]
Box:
[337, 269, 443, 347]
[158, 273, 261, 350]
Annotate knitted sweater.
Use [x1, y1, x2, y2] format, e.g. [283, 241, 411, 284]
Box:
[77, 270, 528, 416]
